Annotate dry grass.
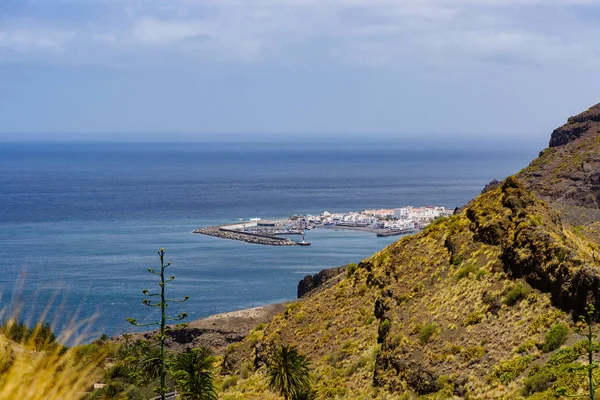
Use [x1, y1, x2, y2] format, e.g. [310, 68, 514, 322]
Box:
[0, 296, 107, 400]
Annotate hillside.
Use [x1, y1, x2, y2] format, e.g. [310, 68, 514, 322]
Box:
[218, 105, 600, 399]
[519, 103, 600, 226]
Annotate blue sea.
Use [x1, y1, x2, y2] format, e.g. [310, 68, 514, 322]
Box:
[0, 141, 538, 338]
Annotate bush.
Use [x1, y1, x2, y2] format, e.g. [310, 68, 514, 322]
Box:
[252, 323, 266, 332]
[504, 283, 530, 306]
[346, 263, 358, 277]
[456, 264, 478, 281]
[488, 355, 533, 385]
[221, 375, 238, 391]
[463, 312, 484, 326]
[419, 324, 438, 344]
[522, 372, 554, 395]
[543, 323, 569, 353]
[461, 346, 486, 362]
[378, 319, 391, 339]
[450, 254, 464, 266]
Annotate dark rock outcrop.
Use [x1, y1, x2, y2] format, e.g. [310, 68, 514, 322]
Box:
[374, 356, 439, 395]
[297, 266, 346, 298]
[549, 103, 600, 147]
[519, 103, 600, 224]
[481, 179, 501, 194]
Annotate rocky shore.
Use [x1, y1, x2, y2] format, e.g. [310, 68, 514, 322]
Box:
[118, 303, 288, 354]
[116, 265, 341, 354]
[194, 226, 298, 246]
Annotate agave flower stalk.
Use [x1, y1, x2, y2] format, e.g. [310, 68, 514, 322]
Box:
[126, 248, 189, 400]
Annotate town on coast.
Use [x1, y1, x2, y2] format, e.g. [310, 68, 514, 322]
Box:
[194, 205, 453, 246]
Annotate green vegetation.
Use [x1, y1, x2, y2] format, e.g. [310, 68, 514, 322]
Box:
[346, 263, 358, 277]
[267, 345, 312, 400]
[522, 372, 554, 396]
[0, 321, 56, 351]
[419, 323, 438, 344]
[557, 305, 600, 400]
[543, 323, 569, 352]
[456, 264, 478, 280]
[488, 355, 533, 385]
[463, 312, 484, 326]
[126, 248, 190, 400]
[170, 348, 217, 400]
[503, 282, 530, 306]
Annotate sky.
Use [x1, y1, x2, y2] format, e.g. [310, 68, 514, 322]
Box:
[0, 0, 600, 143]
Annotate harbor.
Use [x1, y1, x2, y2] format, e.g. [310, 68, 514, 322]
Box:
[194, 205, 452, 246]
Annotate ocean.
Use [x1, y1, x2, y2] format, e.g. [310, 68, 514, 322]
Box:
[0, 141, 538, 338]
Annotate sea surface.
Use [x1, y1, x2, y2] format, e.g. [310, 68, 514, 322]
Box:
[0, 141, 539, 338]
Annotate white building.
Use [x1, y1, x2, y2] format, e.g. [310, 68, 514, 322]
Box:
[393, 207, 410, 220]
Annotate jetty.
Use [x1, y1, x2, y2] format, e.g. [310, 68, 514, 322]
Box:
[194, 225, 298, 246]
[376, 229, 416, 237]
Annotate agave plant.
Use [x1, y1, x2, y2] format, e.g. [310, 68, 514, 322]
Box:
[267, 344, 312, 400]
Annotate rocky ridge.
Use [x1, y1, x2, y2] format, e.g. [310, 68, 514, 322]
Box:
[520, 103, 600, 225]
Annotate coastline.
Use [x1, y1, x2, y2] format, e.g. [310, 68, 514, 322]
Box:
[119, 266, 347, 354]
[121, 303, 289, 353]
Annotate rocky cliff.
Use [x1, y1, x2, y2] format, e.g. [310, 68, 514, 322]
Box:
[297, 266, 347, 298]
[520, 103, 600, 226]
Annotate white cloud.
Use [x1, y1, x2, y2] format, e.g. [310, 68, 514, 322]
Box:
[131, 17, 213, 45]
[0, 0, 599, 68]
[0, 20, 75, 54]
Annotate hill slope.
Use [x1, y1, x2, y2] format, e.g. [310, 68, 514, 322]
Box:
[218, 104, 600, 399]
[519, 103, 600, 226]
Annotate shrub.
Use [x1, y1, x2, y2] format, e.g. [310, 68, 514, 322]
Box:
[340, 340, 356, 353]
[419, 324, 438, 344]
[456, 264, 478, 281]
[488, 355, 533, 385]
[294, 311, 306, 323]
[412, 283, 424, 293]
[516, 340, 537, 355]
[221, 375, 238, 391]
[379, 319, 391, 339]
[252, 323, 266, 332]
[345, 357, 368, 377]
[475, 269, 488, 280]
[522, 372, 554, 395]
[504, 282, 530, 306]
[346, 263, 358, 278]
[284, 303, 300, 318]
[396, 294, 410, 305]
[461, 346, 486, 362]
[463, 312, 484, 327]
[543, 323, 569, 353]
[450, 254, 463, 266]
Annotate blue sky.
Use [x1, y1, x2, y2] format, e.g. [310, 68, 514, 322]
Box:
[1, 0, 600, 142]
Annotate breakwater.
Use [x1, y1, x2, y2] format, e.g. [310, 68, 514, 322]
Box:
[376, 229, 416, 237]
[194, 226, 298, 246]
